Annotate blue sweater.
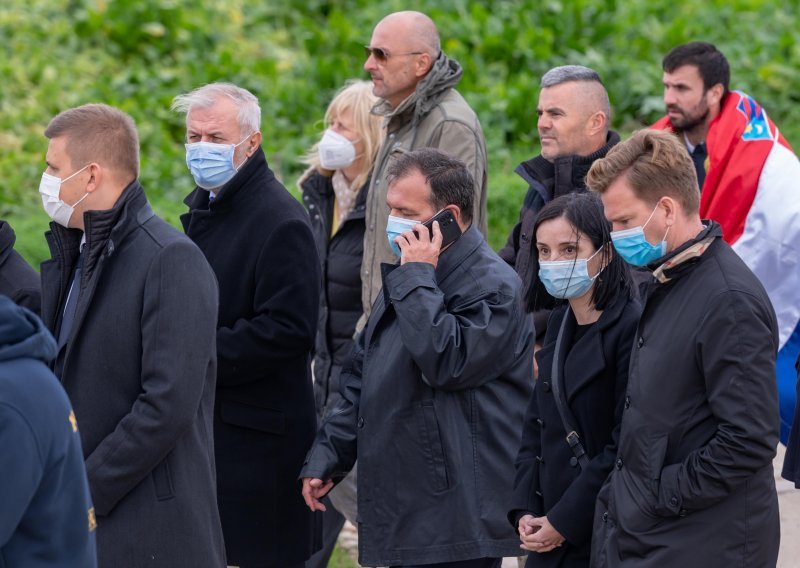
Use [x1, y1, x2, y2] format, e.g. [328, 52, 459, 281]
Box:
[0, 295, 96, 567]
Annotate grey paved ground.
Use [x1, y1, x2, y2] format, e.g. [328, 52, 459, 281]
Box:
[338, 446, 800, 567]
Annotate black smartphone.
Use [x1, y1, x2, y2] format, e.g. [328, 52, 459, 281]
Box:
[418, 209, 462, 249]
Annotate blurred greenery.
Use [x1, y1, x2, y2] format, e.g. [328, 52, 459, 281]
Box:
[2, 0, 799, 264]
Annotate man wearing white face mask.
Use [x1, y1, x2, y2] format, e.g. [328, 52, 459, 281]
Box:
[586, 129, 780, 567]
[174, 83, 321, 568]
[38, 103, 225, 567]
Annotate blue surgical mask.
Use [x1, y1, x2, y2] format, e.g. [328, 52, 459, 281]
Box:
[386, 215, 419, 257]
[185, 134, 254, 190]
[610, 203, 670, 267]
[539, 247, 604, 299]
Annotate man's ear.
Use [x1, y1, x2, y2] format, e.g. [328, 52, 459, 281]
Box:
[246, 131, 262, 157]
[660, 195, 680, 227]
[588, 110, 607, 137]
[414, 53, 433, 78]
[446, 205, 469, 231]
[707, 83, 724, 109]
[85, 163, 102, 194]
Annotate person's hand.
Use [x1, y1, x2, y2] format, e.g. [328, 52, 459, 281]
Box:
[301, 477, 334, 512]
[520, 515, 565, 553]
[518, 514, 540, 538]
[396, 220, 443, 267]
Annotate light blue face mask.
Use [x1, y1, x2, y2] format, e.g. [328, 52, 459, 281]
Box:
[185, 134, 253, 190]
[386, 215, 420, 257]
[539, 247, 604, 299]
[610, 204, 670, 267]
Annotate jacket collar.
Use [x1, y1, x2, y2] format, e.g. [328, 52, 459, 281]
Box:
[646, 221, 722, 281]
[46, 179, 150, 279]
[183, 146, 271, 213]
[371, 52, 463, 129]
[515, 131, 621, 201]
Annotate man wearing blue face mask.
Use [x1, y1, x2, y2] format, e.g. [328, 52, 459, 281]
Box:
[38, 103, 224, 567]
[174, 83, 321, 568]
[301, 148, 532, 568]
[586, 129, 780, 567]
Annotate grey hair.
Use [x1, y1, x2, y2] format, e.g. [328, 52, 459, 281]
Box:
[540, 65, 612, 124]
[541, 65, 603, 88]
[171, 82, 261, 135]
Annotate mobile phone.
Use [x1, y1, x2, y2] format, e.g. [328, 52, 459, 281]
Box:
[418, 209, 462, 249]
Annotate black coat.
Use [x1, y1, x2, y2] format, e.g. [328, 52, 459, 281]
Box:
[0, 220, 41, 315]
[182, 147, 321, 568]
[510, 292, 640, 567]
[781, 354, 800, 486]
[41, 182, 225, 567]
[592, 222, 780, 567]
[300, 171, 369, 417]
[301, 227, 534, 567]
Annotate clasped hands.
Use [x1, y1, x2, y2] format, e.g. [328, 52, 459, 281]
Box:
[518, 514, 565, 553]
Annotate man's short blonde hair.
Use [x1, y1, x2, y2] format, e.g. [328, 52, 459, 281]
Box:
[44, 103, 140, 178]
[586, 129, 700, 214]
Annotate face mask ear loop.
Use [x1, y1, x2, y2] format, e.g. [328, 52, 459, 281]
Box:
[642, 201, 661, 230]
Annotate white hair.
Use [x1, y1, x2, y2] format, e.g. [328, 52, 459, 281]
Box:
[171, 82, 261, 135]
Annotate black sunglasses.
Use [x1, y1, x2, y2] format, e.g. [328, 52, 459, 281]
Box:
[364, 45, 424, 64]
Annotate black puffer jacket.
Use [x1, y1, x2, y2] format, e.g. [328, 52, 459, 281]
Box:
[301, 170, 369, 417]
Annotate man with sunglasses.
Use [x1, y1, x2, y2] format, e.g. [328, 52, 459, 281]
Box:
[360, 10, 488, 325]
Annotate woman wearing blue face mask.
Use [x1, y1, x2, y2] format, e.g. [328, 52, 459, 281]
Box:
[297, 80, 383, 568]
[508, 192, 641, 567]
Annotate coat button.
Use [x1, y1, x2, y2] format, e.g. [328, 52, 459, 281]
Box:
[569, 456, 578, 467]
[637, 336, 644, 348]
[624, 396, 631, 409]
[542, 381, 551, 392]
[602, 512, 609, 522]
[535, 490, 543, 498]
[536, 418, 545, 427]
[615, 458, 623, 470]
[358, 417, 365, 428]
[536, 455, 544, 464]
[670, 496, 679, 507]
[679, 509, 688, 518]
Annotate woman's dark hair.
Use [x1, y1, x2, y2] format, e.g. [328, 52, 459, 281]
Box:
[526, 191, 632, 312]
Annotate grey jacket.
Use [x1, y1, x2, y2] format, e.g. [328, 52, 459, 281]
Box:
[41, 182, 225, 567]
[301, 226, 533, 566]
[361, 52, 488, 320]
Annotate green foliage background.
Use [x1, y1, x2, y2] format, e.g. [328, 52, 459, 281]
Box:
[2, 0, 799, 265]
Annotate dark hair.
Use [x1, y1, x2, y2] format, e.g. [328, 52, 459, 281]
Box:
[662, 41, 730, 95]
[386, 148, 474, 223]
[527, 192, 632, 312]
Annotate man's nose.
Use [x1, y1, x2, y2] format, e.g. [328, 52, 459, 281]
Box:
[364, 54, 376, 73]
[664, 88, 677, 106]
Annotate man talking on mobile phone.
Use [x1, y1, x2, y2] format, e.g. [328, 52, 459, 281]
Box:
[300, 148, 533, 568]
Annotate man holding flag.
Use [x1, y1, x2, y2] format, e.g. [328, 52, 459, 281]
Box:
[654, 41, 800, 444]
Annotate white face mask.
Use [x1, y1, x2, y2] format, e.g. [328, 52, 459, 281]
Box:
[318, 129, 357, 170]
[38, 164, 91, 227]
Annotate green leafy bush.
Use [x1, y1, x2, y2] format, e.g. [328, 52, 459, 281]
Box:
[2, 0, 798, 262]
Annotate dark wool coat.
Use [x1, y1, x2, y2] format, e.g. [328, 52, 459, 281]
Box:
[0, 219, 41, 314]
[592, 222, 780, 567]
[41, 182, 225, 567]
[302, 226, 534, 567]
[300, 170, 369, 418]
[182, 147, 321, 567]
[510, 291, 640, 567]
